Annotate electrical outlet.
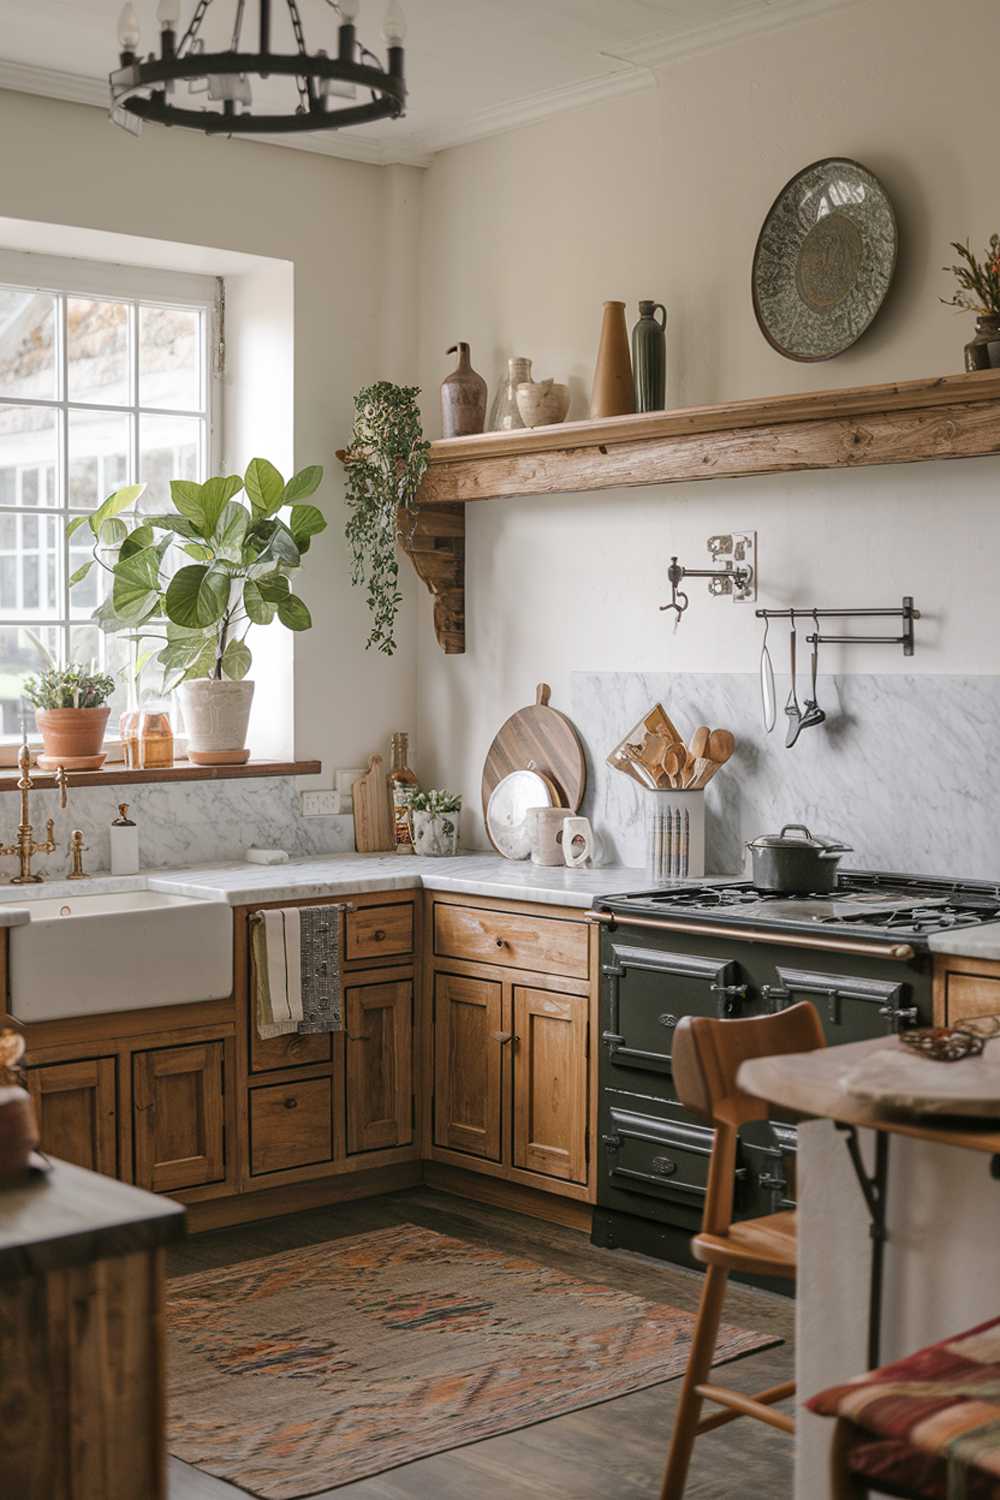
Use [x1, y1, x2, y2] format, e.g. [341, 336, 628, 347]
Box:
[300, 790, 339, 817]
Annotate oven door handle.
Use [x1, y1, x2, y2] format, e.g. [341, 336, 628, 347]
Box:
[585, 910, 915, 962]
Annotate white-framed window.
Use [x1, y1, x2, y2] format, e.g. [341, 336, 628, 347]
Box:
[0, 248, 221, 746]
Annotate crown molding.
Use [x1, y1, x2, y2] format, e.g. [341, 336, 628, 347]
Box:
[419, 0, 852, 155]
[0, 2, 850, 167]
[0, 59, 432, 167]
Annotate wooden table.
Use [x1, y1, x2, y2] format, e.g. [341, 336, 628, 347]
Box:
[738, 1035, 1000, 1372]
[0, 1157, 185, 1499]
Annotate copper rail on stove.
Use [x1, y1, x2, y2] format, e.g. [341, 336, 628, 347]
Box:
[585, 909, 916, 962]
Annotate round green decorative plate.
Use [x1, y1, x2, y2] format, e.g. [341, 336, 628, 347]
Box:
[752, 157, 897, 362]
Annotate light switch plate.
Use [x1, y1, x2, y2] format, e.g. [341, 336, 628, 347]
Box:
[300, 790, 338, 817]
[334, 768, 366, 814]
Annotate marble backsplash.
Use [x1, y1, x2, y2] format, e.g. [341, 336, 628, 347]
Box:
[572, 672, 1000, 882]
[0, 775, 355, 881]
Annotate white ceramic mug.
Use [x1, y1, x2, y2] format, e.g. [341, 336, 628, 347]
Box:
[562, 816, 594, 868]
[528, 806, 571, 865]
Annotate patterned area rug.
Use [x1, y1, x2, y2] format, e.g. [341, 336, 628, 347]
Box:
[168, 1223, 778, 1498]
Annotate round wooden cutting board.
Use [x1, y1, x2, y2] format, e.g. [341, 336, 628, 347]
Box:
[481, 683, 587, 846]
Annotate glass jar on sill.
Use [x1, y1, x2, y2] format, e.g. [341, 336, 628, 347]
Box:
[137, 697, 175, 769]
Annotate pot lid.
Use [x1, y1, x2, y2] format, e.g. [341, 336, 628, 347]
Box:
[748, 822, 853, 853]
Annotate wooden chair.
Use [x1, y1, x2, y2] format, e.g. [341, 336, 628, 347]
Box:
[660, 1001, 826, 1500]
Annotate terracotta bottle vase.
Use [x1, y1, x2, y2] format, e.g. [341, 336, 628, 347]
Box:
[441, 342, 487, 438]
[590, 300, 635, 418]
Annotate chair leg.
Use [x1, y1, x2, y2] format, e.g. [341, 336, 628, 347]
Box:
[660, 1265, 730, 1500]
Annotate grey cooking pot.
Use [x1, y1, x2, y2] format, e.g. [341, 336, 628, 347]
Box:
[747, 823, 853, 895]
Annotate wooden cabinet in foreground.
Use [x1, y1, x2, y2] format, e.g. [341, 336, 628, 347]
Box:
[512, 987, 588, 1184]
[933, 954, 1000, 1026]
[346, 979, 414, 1153]
[26, 1056, 117, 1176]
[133, 1040, 226, 1192]
[433, 971, 504, 1161]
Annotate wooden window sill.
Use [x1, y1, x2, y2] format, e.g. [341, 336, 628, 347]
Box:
[0, 760, 322, 793]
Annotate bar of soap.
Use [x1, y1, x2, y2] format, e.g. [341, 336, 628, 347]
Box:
[245, 848, 290, 865]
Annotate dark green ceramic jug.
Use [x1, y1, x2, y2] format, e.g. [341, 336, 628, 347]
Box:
[632, 301, 667, 412]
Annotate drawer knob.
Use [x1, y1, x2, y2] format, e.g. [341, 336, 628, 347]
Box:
[283, 1097, 298, 1110]
[373, 929, 386, 942]
[495, 936, 506, 948]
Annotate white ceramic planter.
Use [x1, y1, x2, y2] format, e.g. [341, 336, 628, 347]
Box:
[412, 809, 460, 857]
[179, 679, 255, 765]
[645, 788, 706, 880]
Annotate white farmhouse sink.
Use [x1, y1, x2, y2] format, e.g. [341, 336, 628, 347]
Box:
[5, 888, 233, 1021]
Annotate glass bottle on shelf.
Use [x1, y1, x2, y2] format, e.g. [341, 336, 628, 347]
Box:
[137, 696, 175, 769]
[388, 732, 418, 855]
[488, 356, 532, 432]
[119, 648, 140, 768]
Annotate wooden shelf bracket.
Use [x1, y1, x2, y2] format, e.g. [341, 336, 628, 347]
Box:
[399, 502, 466, 654]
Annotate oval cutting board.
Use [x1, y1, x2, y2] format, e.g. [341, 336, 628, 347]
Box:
[481, 683, 587, 843]
[841, 1043, 1000, 1117]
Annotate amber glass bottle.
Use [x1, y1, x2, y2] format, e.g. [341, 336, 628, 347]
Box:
[388, 732, 417, 855]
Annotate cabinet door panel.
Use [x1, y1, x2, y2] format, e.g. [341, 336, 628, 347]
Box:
[513, 987, 587, 1183]
[250, 1077, 333, 1175]
[433, 972, 503, 1161]
[346, 904, 414, 963]
[346, 981, 413, 1153]
[26, 1058, 117, 1176]
[133, 1042, 225, 1193]
[945, 971, 1000, 1026]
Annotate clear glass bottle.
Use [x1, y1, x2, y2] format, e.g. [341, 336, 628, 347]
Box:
[388, 732, 418, 855]
[137, 696, 175, 769]
[488, 356, 532, 432]
[119, 644, 140, 767]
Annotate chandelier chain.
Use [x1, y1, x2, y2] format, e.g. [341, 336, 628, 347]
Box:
[177, 0, 215, 58]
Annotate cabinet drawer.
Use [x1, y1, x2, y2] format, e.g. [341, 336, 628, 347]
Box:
[251, 1028, 332, 1074]
[434, 903, 589, 980]
[250, 1077, 333, 1176]
[944, 971, 1000, 1026]
[347, 903, 414, 962]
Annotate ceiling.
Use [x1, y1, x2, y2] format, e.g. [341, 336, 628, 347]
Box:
[0, 0, 851, 165]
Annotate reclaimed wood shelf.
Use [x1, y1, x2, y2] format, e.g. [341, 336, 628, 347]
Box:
[397, 370, 1000, 654]
[0, 758, 321, 794]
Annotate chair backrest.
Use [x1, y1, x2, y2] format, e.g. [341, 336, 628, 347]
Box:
[671, 1001, 826, 1236]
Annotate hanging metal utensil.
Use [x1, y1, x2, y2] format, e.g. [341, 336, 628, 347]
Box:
[798, 610, 827, 733]
[760, 615, 776, 733]
[784, 612, 804, 747]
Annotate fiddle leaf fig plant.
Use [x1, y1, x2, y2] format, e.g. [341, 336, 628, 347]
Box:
[341, 381, 429, 656]
[68, 459, 325, 689]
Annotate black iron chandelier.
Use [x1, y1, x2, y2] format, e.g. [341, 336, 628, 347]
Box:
[110, 0, 407, 137]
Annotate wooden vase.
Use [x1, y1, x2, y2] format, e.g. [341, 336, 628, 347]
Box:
[590, 300, 635, 418]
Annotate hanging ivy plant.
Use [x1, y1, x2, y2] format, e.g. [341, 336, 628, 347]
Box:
[342, 381, 429, 656]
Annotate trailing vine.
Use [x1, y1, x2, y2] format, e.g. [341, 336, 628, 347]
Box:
[342, 381, 429, 655]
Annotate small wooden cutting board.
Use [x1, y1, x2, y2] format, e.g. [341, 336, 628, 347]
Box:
[353, 754, 394, 853]
[841, 1043, 1000, 1117]
[481, 683, 587, 834]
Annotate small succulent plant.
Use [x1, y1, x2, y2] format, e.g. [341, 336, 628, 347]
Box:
[411, 789, 462, 815]
[23, 663, 116, 710]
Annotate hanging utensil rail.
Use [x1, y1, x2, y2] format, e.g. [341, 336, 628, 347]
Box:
[754, 596, 919, 656]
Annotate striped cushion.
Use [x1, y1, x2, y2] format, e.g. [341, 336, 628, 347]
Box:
[808, 1316, 1000, 1500]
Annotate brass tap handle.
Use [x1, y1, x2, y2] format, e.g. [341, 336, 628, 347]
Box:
[68, 830, 88, 881]
[54, 766, 69, 810]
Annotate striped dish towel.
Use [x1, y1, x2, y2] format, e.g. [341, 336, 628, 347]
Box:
[251, 906, 345, 1038]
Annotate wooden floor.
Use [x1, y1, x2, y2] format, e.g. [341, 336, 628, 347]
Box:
[167, 1189, 795, 1500]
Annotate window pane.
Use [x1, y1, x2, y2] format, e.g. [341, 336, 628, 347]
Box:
[69, 624, 137, 722]
[0, 289, 57, 400]
[68, 407, 131, 509]
[138, 413, 202, 512]
[0, 625, 62, 738]
[140, 305, 202, 411]
[0, 406, 59, 508]
[67, 298, 130, 405]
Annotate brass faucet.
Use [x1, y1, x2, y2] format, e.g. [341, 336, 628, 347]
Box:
[67, 830, 88, 880]
[0, 744, 69, 884]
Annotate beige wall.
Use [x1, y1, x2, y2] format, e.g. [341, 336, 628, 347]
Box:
[0, 87, 421, 775]
[414, 0, 1000, 836]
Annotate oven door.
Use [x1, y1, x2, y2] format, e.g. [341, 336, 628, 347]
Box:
[761, 962, 921, 1039]
[601, 935, 747, 1098]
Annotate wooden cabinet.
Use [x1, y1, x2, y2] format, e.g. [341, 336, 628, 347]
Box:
[934, 956, 1000, 1025]
[434, 902, 589, 981]
[346, 980, 413, 1153]
[249, 1077, 333, 1175]
[512, 988, 588, 1184]
[433, 972, 503, 1161]
[26, 1057, 117, 1176]
[347, 903, 414, 963]
[133, 1042, 226, 1193]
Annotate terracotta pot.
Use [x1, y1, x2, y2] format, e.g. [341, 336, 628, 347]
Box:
[35, 706, 110, 771]
[179, 679, 254, 765]
[590, 300, 635, 418]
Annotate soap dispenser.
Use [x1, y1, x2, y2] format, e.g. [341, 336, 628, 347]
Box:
[110, 803, 139, 876]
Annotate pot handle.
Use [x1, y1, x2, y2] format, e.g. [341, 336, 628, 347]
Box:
[779, 824, 814, 841]
[818, 845, 854, 859]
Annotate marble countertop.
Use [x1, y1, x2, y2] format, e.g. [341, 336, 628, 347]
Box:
[927, 921, 1000, 962]
[0, 852, 653, 913]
